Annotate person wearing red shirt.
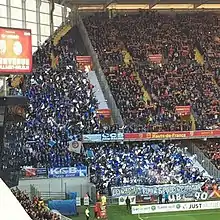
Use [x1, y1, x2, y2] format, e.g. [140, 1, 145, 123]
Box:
[94, 203, 99, 219]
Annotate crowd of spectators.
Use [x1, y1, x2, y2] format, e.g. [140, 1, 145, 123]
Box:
[85, 12, 220, 131]
[197, 140, 220, 170]
[3, 26, 99, 169]
[86, 141, 209, 193]
[12, 189, 60, 220]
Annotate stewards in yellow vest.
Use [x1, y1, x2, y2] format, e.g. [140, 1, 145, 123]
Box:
[85, 207, 90, 220]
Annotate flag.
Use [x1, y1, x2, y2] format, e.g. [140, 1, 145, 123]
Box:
[68, 141, 82, 154]
[48, 140, 56, 147]
[86, 149, 95, 158]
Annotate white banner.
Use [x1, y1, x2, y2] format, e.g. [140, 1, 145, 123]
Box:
[111, 182, 204, 197]
[119, 196, 136, 205]
[76, 197, 81, 206]
[132, 201, 220, 214]
[83, 197, 89, 206]
[68, 141, 82, 154]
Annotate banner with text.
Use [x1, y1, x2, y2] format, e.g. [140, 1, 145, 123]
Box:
[48, 166, 87, 178]
[76, 56, 92, 72]
[148, 54, 162, 64]
[131, 200, 220, 214]
[0, 27, 32, 73]
[175, 106, 191, 116]
[111, 183, 204, 198]
[124, 130, 220, 141]
[83, 133, 124, 143]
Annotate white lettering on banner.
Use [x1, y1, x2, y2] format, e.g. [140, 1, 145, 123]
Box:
[84, 197, 89, 206]
[118, 196, 136, 205]
[76, 197, 81, 206]
[111, 183, 204, 197]
[50, 167, 78, 175]
[101, 133, 124, 141]
[131, 201, 220, 215]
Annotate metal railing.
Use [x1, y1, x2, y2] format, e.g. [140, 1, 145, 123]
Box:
[188, 143, 220, 178]
[77, 15, 124, 127]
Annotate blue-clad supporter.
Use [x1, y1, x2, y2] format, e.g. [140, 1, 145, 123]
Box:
[86, 142, 208, 193]
[4, 31, 98, 168]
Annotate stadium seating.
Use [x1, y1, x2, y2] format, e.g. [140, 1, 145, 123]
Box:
[87, 141, 208, 193]
[4, 25, 99, 168]
[85, 12, 220, 131]
[12, 189, 60, 220]
[3, 12, 220, 193]
[197, 140, 220, 170]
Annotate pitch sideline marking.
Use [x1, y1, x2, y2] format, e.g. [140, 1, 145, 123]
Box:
[140, 210, 220, 219]
[138, 213, 148, 220]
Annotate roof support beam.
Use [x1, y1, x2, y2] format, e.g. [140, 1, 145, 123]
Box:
[149, 0, 161, 10]
[104, 0, 116, 9]
[194, 0, 209, 8]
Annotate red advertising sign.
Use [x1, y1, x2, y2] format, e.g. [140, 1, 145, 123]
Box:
[124, 130, 220, 141]
[148, 54, 162, 63]
[175, 105, 191, 116]
[97, 109, 111, 118]
[76, 56, 92, 72]
[0, 27, 32, 73]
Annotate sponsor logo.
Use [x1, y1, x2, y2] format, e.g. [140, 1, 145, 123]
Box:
[189, 204, 202, 209]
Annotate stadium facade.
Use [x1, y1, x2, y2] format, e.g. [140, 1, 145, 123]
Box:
[0, 0, 71, 52]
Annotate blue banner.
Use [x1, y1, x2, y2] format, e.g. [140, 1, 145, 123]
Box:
[48, 166, 87, 178]
[83, 134, 101, 142]
[111, 183, 204, 197]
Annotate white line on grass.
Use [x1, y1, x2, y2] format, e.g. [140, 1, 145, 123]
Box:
[140, 210, 220, 219]
[138, 213, 148, 220]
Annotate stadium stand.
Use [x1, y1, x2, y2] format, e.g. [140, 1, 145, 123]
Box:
[86, 141, 209, 193]
[3, 23, 98, 168]
[0, 178, 32, 220]
[12, 188, 61, 220]
[84, 12, 220, 131]
[197, 140, 220, 170]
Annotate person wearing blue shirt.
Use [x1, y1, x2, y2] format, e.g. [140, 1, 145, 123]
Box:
[164, 192, 169, 204]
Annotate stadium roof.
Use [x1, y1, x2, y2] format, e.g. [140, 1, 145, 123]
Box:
[55, 0, 220, 9]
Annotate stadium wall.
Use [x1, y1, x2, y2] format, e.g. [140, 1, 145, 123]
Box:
[0, 0, 71, 53]
[18, 177, 91, 198]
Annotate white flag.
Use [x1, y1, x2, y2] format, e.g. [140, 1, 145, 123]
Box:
[68, 141, 82, 154]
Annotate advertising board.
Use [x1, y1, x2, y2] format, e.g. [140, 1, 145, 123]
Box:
[131, 201, 220, 214]
[83, 133, 124, 142]
[0, 27, 32, 73]
[48, 166, 87, 178]
[119, 196, 136, 205]
[76, 56, 92, 72]
[83, 130, 220, 142]
[175, 105, 191, 116]
[124, 130, 220, 141]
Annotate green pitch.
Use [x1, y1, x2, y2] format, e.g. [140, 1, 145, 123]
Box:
[72, 205, 220, 220]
